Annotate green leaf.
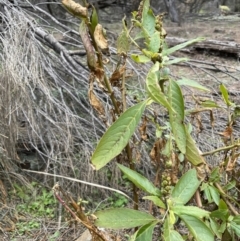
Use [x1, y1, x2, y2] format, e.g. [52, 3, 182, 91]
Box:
[220, 83, 233, 106]
[233, 215, 240, 224]
[230, 221, 240, 236]
[141, 0, 155, 37]
[208, 185, 220, 205]
[147, 31, 161, 52]
[201, 183, 212, 203]
[179, 214, 214, 241]
[185, 129, 205, 165]
[209, 218, 222, 238]
[163, 37, 205, 56]
[94, 208, 157, 229]
[164, 57, 188, 66]
[210, 200, 229, 221]
[90, 6, 98, 33]
[168, 79, 186, 154]
[117, 164, 161, 196]
[172, 205, 210, 219]
[209, 167, 220, 182]
[135, 221, 158, 241]
[177, 78, 210, 92]
[146, 62, 172, 110]
[171, 169, 200, 205]
[131, 54, 151, 63]
[143, 196, 166, 209]
[117, 20, 130, 55]
[163, 216, 184, 241]
[200, 100, 220, 108]
[91, 100, 147, 170]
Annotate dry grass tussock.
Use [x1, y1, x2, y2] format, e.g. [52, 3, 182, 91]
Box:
[0, 1, 152, 201]
[0, 2, 114, 196]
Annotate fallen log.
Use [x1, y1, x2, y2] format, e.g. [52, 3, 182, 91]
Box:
[166, 36, 240, 58]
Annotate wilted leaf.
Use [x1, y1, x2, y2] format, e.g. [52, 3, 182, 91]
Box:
[94, 24, 109, 52]
[117, 18, 130, 55]
[91, 100, 147, 170]
[110, 65, 125, 86]
[62, 0, 87, 18]
[94, 208, 157, 229]
[88, 81, 105, 116]
[117, 164, 161, 196]
[131, 54, 151, 63]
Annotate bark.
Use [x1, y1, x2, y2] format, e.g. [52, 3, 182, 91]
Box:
[166, 36, 240, 57]
[163, 0, 181, 25]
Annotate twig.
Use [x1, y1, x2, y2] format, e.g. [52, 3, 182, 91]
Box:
[202, 143, 240, 156]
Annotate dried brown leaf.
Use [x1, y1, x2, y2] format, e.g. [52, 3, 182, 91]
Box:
[88, 82, 105, 116]
[110, 65, 125, 86]
[219, 126, 233, 138]
[62, 0, 87, 18]
[94, 24, 109, 52]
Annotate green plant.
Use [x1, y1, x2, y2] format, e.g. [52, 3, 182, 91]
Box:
[12, 182, 56, 218]
[60, 0, 240, 240]
[15, 220, 40, 236]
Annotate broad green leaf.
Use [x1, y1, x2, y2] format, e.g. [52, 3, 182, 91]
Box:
[177, 78, 210, 92]
[131, 54, 151, 63]
[141, 0, 155, 37]
[172, 205, 209, 219]
[164, 58, 188, 66]
[146, 62, 172, 110]
[179, 214, 214, 241]
[218, 199, 228, 210]
[209, 218, 222, 238]
[171, 169, 200, 205]
[230, 221, 240, 236]
[143, 196, 166, 209]
[220, 83, 233, 106]
[117, 164, 161, 196]
[185, 129, 205, 165]
[168, 79, 186, 154]
[94, 208, 157, 229]
[163, 37, 205, 56]
[208, 185, 220, 205]
[147, 31, 161, 52]
[135, 221, 158, 241]
[91, 100, 147, 170]
[210, 200, 229, 221]
[163, 216, 184, 241]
